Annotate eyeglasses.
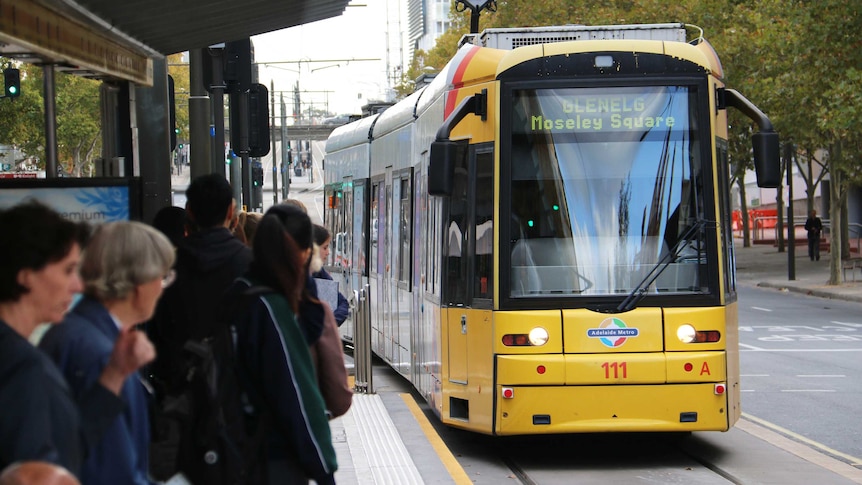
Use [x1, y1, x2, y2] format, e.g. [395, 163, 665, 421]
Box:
[161, 269, 176, 289]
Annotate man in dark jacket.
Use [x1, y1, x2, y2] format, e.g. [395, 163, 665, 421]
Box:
[147, 174, 253, 481]
[804, 209, 823, 261]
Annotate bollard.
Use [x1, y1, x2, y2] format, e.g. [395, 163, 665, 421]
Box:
[353, 284, 373, 394]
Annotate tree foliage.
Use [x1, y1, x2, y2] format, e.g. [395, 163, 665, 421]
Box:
[408, 0, 862, 283]
[0, 59, 101, 175]
[168, 53, 191, 146]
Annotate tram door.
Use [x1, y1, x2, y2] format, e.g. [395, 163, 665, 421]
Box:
[350, 179, 367, 315]
[410, 167, 425, 388]
[382, 168, 395, 362]
[390, 171, 404, 369]
[393, 170, 413, 376]
[370, 178, 385, 357]
[337, 178, 354, 341]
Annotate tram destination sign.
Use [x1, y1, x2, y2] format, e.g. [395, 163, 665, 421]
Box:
[516, 87, 684, 135]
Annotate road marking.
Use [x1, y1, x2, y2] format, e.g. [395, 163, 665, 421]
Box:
[780, 389, 836, 392]
[741, 374, 770, 377]
[832, 321, 862, 328]
[739, 343, 765, 350]
[751, 306, 773, 312]
[797, 374, 846, 378]
[401, 393, 473, 485]
[740, 413, 862, 478]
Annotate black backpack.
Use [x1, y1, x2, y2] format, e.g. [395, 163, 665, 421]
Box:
[149, 278, 271, 484]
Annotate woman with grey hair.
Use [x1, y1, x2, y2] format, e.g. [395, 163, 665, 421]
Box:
[0, 202, 154, 477]
[39, 221, 175, 485]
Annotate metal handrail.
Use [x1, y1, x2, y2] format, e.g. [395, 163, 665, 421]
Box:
[353, 284, 373, 394]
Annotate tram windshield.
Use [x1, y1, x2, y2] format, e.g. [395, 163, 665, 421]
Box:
[507, 85, 709, 298]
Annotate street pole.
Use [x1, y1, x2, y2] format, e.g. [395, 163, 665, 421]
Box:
[281, 94, 289, 199]
[271, 79, 278, 206]
[787, 143, 796, 280]
[206, 47, 227, 177]
[189, 49, 212, 179]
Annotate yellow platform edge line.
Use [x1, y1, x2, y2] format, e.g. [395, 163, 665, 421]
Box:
[400, 393, 473, 485]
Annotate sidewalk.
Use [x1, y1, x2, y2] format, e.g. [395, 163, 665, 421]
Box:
[734, 238, 862, 303]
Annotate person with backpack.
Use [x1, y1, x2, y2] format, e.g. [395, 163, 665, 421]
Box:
[228, 205, 339, 484]
[39, 221, 176, 485]
[147, 174, 253, 483]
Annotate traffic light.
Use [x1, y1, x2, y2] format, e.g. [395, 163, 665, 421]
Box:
[252, 162, 264, 187]
[248, 83, 270, 157]
[3, 68, 20, 98]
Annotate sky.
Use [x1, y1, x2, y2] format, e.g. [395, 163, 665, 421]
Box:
[252, 0, 409, 120]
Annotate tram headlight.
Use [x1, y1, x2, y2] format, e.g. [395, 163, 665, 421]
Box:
[502, 327, 550, 347]
[676, 324, 722, 343]
[528, 327, 549, 346]
[677, 324, 697, 343]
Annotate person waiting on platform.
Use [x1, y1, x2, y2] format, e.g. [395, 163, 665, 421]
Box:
[0, 201, 155, 476]
[39, 221, 175, 485]
[227, 204, 341, 484]
[312, 224, 349, 326]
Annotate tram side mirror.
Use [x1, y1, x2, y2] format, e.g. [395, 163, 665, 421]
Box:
[753, 131, 780, 188]
[429, 140, 457, 196]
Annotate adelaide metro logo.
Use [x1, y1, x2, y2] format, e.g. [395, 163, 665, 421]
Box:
[587, 317, 639, 348]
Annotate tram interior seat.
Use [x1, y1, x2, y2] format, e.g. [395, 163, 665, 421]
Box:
[511, 238, 581, 295]
[653, 240, 702, 292]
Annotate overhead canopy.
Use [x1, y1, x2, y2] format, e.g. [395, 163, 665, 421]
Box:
[0, 0, 351, 85]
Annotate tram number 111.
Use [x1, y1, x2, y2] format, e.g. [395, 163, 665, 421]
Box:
[601, 361, 628, 379]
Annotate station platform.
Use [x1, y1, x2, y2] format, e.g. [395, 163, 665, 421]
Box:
[332, 356, 463, 485]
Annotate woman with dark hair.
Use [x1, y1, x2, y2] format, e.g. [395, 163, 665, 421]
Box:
[229, 204, 344, 485]
[0, 202, 156, 476]
[312, 224, 349, 326]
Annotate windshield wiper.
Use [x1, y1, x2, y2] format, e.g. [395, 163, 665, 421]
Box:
[614, 220, 708, 313]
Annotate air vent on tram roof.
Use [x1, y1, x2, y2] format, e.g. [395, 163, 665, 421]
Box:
[466, 23, 688, 50]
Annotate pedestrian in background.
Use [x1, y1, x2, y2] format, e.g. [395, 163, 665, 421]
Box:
[228, 204, 339, 484]
[0, 201, 154, 476]
[152, 206, 187, 248]
[805, 209, 823, 261]
[39, 221, 175, 485]
[243, 212, 263, 246]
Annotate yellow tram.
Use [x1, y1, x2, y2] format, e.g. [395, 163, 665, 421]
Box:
[323, 23, 779, 435]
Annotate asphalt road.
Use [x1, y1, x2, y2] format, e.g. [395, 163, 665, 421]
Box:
[737, 285, 862, 466]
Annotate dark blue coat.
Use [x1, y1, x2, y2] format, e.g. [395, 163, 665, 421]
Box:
[39, 297, 153, 485]
[0, 319, 123, 476]
[311, 268, 349, 325]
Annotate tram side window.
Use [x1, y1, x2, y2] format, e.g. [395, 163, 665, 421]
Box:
[353, 183, 367, 276]
[716, 140, 736, 295]
[428, 189, 442, 297]
[400, 176, 412, 283]
[338, 189, 350, 269]
[473, 150, 493, 300]
[371, 183, 380, 275]
[445, 144, 469, 305]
